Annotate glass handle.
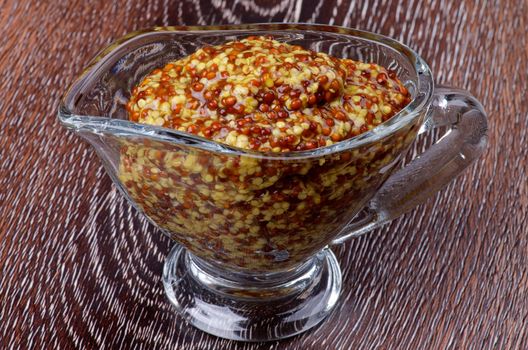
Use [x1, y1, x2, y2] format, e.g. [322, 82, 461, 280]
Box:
[332, 85, 488, 244]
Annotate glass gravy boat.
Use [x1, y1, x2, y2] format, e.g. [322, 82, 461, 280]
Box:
[58, 24, 487, 341]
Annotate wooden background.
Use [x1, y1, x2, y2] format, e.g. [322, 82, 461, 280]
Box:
[1, 0, 527, 349]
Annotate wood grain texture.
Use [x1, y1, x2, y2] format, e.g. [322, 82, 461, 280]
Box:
[1, 0, 527, 349]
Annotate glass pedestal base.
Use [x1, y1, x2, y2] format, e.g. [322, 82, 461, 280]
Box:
[162, 245, 342, 341]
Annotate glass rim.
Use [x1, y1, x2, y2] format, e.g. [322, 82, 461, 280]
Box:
[58, 23, 434, 160]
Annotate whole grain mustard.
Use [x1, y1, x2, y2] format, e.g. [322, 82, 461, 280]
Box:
[121, 37, 415, 272]
[127, 36, 410, 152]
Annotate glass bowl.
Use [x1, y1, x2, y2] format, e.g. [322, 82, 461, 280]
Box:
[58, 23, 487, 341]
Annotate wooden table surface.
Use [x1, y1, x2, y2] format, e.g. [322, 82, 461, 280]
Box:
[1, 0, 527, 349]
